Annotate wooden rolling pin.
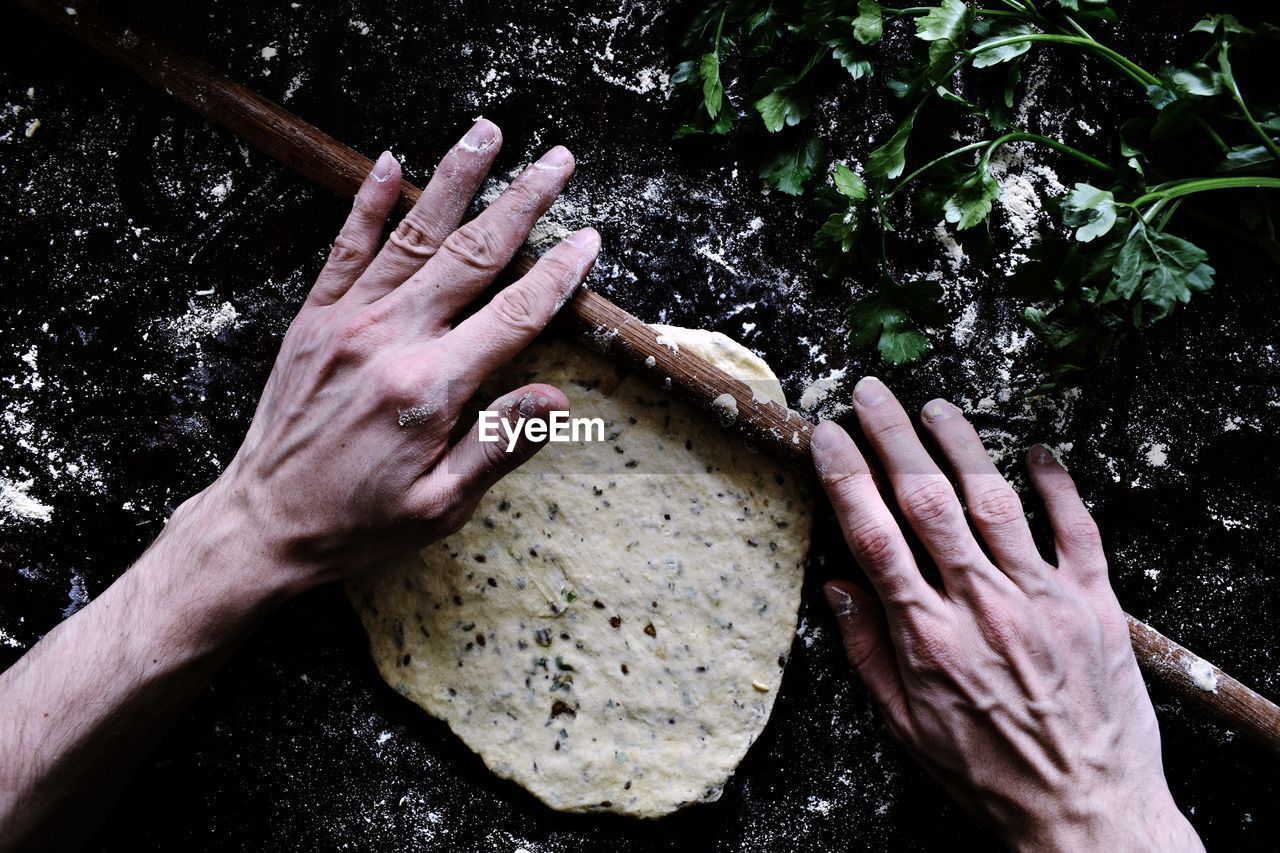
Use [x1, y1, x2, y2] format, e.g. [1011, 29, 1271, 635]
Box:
[19, 0, 1280, 755]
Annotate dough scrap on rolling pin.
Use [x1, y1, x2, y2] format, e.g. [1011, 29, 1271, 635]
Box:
[348, 326, 812, 818]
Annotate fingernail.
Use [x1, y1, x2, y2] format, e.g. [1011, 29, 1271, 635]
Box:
[535, 145, 573, 169]
[809, 422, 840, 476]
[459, 118, 498, 152]
[567, 227, 600, 250]
[854, 376, 888, 407]
[922, 399, 956, 423]
[1029, 444, 1056, 466]
[371, 150, 396, 183]
[823, 584, 857, 619]
[810, 420, 844, 457]
[810, 421, 855, 483]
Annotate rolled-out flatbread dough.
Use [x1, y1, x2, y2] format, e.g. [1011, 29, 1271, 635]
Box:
[348, 326, 812, 818]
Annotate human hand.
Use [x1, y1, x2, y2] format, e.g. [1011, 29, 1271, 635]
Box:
[812, 378, 1203, 852]
[185, 118, 598, 593]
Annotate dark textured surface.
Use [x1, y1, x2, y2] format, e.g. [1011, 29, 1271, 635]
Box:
[1, 1, 1277, 850]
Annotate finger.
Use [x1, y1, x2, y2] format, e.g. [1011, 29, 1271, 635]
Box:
[442, 228, 599, 401]
[415, 383, 569, 520]
[919, 398, 1046, 587]
[1025, 445, 1109, 587]
[851, 377, 994, 592]
[308, 150, 402, 306]
[823, 581, 913, 739]
[351, 118, 503, 303]
[392, 145, 576, 329]
[811, 420, 939, 613]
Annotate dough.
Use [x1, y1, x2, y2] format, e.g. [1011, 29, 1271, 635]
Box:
[347, 327, 811, 817]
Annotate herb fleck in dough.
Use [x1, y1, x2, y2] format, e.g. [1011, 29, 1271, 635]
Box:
[348, 326, 812, 818]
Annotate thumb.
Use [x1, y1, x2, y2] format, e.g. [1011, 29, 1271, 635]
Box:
[427, 382, 569, 502]
[823, 580, 912, 738]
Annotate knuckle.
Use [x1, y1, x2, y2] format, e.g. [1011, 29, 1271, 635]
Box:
[490, 285, 545, 334]
[505, 175, 545, 212]
[845, 519, 896, 567]
[442, 222, 500, 272]
[821, 465, 871, 505]
[480, 430, 513, 469]
[374, 360, 420, 405]
[389, 215, 444, 258]
[899, 479, 955, 526]
[969, 486, 1024, 529]
[1063, 514, 1103, 549]
[537, 253, 580, 289]
[327, 232, 371, 267]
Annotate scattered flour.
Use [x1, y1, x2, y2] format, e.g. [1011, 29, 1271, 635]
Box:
[62, 571, 89, 618]
[798, 368, 848, 412]
[167, 301, 240, 346]
[1143, 441, 1168, 468]
[0, 478, 53, 523]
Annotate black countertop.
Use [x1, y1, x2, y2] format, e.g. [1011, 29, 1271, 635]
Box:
[1, 1, 1277, 850]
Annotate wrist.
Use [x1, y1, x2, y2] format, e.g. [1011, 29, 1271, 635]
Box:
[1003, 788, 1202, 853]
[137, 480, 306, 624]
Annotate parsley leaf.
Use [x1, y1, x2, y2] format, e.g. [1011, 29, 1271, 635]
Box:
[700, 52, 725, 119]
[670, 0, 1278, 383]
[755, 68, 811, 132]
[971, 21, 1034, 69]
[832, 163, 869, 200]
[1062, 183, 1119, 242]
[760, 132, 826, 195]
[814, 209, 863, 277]
[830, 37, 875, 81]
[850, 280, 946, 364]
[1110, 224, 1216, 323]
[852, 0, 884, 46]
[943, 164, 1000, 229]
[866, 106, 919, 180]
[1192, 14, 1251, 37]
[915, 0, 971, 75]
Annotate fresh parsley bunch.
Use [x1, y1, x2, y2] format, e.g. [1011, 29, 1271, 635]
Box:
[672, 2, 1280, 387]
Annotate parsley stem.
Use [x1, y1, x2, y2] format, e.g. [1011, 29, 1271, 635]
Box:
[965, 34, 1159, 89]
[1154, 198, 1184, 231]
[1131, 177, 1280, 209]
[1059, 15, 1092, 40]
[884, 142, 987, 200]
[883, 131, 1113, 200]
[1219, 45, 1280, 164]
[1038, 13, 1226, 155]
[991, 131, 1116, 175]
[887, 6, 1021, 17]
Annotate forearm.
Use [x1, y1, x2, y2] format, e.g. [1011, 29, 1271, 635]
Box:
[0, 485, 292, 852]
